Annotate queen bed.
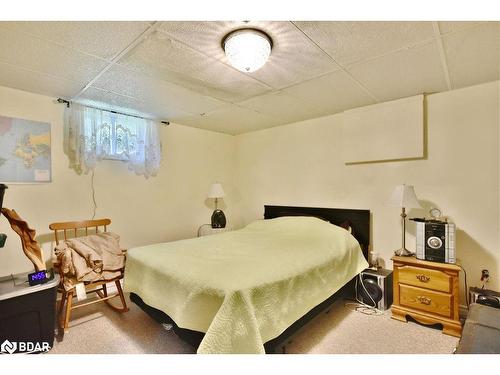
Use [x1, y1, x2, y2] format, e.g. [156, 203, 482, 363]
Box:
[124, 205, 370, 353]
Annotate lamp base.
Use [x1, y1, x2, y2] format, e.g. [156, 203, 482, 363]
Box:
[394, 248, 414, 257]
[211, 209, 226, 228]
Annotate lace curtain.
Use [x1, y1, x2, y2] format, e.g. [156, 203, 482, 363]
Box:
[63, 103, 162, 178]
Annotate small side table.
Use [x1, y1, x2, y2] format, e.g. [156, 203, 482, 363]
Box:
[197, 225, 231, 237]
[0, 271, 59, 352]
[391, 256, 462, 337]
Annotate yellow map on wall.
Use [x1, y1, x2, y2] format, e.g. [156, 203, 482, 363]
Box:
[0, 115, 51, 183]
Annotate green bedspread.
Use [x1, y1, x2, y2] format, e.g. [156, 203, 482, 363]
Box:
[124, 216, 368, 354]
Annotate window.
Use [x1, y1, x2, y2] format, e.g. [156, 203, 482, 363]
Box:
[64, 103, 162, 178]
[89, 111, 140, 161]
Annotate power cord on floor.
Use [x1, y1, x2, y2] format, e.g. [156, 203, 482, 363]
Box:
[344, 274, 384, 316]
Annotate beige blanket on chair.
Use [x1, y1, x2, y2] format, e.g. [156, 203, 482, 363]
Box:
[54, 232, 125, 290]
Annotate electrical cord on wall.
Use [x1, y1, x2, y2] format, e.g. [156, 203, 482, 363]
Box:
[91, 170, 97, 219]
[197, 224, 212, 237]
[344, 274, 384, 316]
[458, 264, 469, 307]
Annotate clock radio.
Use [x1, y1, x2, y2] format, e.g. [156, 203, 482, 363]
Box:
[28, 270, 49, 286]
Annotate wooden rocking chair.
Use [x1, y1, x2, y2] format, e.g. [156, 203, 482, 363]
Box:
[49, 218, 129, 332]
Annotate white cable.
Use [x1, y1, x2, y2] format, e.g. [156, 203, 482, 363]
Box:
[457, 264, 469, 308]
[197, 224, 212, 237]
[344, 274, 384, 316]
[355, 274, 384, 315]
[91, 170, 97, 219]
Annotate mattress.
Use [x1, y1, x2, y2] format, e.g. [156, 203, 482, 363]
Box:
[123, 216, 368, 353]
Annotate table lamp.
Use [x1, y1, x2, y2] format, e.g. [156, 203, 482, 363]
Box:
[388, 184, 421, 256]
[208, 182, 226, 228]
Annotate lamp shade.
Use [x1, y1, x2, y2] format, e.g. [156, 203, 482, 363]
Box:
[208, 183, 225, 199]
[388, 184, 421, 208]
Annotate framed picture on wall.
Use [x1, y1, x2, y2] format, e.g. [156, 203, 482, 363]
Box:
[0, 114, 51, 183]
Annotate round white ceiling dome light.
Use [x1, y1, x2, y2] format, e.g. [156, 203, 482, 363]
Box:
[222, 28, 272, 73]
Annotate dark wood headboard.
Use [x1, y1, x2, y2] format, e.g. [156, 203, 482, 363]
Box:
[264, 205, 370, 260]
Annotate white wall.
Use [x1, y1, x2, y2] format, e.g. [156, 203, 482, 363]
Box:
[0, 86, 236, 276]
[2, 81, 499, 304]
[235, 81, 500, 301]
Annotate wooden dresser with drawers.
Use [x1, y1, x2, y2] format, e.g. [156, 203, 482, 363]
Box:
[391, 256, 462, 337]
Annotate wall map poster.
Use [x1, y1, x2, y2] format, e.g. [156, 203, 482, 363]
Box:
[0, 115, 51, 183]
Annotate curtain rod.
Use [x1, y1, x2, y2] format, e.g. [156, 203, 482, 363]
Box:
[57, 98, 170, 126]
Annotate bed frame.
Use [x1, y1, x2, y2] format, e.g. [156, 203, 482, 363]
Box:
[130, 205, 371, 353]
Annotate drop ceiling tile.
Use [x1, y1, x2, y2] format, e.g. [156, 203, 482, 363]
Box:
[158, 21, 340, 89]
[75, 87, 148, 116]
[76, 87, 193, 121]
[157, 21, 281, 58]
[179, 104, 283, 135]
[438, 21, 484, 35]
[91, 65, 152, 98]
[282, 70, 376, 115]
[92, 65, 227, 115]
[157, 21, 228, 57]
[140, 99, 198, 122]
[294, 21, 435, 65]
[0, 21, 152, 60]
[238, 91, 328, 124]
[0, 61, 83, 98]
[0, 26, 108, 85]
[120, 31, 271, 102]
[443, 22, 500, 89]
[347, 41, 448, 102]
[247, 22, 340, 88]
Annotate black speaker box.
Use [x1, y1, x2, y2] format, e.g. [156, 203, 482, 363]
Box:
[357, 269, 393, 310]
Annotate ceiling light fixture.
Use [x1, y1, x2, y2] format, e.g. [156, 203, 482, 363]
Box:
[222, 28, 272, 73]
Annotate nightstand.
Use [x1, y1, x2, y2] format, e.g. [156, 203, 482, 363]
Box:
[391, 256, 462, 337]
[197, 225, 231, 237]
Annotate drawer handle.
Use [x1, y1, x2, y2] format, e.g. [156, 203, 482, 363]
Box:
[416, 274, 430, 283]
[417, 296, 432, 305]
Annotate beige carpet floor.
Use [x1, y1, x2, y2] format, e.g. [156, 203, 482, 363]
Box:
[49, 294, 459, 354]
